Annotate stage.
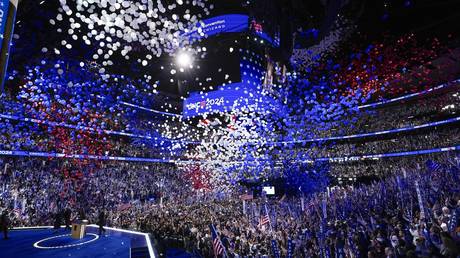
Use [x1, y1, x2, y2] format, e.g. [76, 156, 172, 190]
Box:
[0, 225, 156, 258]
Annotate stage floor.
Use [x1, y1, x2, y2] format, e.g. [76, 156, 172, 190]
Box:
[0, 226, 155, 258]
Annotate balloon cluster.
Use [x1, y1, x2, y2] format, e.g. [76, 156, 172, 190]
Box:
[3, 58, 191, 159]
[54, 0, 213, 67]
[284, 161, 331, 195]
[180, 75, 370, 186]
[291, 17, 356, 69]
[293, 33, 443, 97]
[180, 33, 446, 189]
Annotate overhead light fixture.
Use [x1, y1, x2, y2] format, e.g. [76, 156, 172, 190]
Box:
[176, 51, 192, 68]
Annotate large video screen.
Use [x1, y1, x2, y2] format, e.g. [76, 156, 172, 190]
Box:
[183, 85, 251, 117]
[262, 186, 275, 195]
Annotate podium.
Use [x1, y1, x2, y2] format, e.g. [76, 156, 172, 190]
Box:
[71, 220, 88, 239]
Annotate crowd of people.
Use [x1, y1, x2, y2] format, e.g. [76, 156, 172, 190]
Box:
[0, 158, 184, 227]
[2, 105, 459, 163]
[326, 85, 460, 137]
[306, 126, 459, 159]
[328, 154, 447, 177]
[125, 153, 460, 257]
[1, 152, 459, 257]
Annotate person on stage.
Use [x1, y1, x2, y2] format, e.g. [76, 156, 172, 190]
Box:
[64, 207, 72, 230]
[53, 211, 62, 233]
[1, 209, 9, 240]
[98, 210, 106, 235]
[78, 208, 86, 221]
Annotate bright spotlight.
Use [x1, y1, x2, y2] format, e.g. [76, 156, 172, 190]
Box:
[176, 52, 192, 68]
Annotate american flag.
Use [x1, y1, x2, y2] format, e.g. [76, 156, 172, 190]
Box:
[259, 214, 270, 227]
[258, 204, 271, 229]
[209, 224, 226, 257]
[117, 203, 131, 211]
[239, 193, 253, 201]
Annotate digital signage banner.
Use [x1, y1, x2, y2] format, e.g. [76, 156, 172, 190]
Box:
[182, 83, 274, 118]
[182, 14, 249, 40]
[183, 85, 251, 117]
[2, 146, 460, 163]
[0, 0, 9, 42]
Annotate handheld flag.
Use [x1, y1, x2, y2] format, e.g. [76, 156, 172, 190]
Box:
[209, 224, 227, 258]
[258, 204, 271, 230]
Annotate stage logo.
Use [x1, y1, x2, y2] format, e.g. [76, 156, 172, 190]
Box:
[186, 97, 225, 111]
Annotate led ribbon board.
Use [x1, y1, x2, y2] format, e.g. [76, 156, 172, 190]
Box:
[1, 146, 459, 163]
[0, 0, 8, 43]
[181, 14, 249, 40]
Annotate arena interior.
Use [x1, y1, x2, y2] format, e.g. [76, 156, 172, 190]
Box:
[1, 0, 460, 257]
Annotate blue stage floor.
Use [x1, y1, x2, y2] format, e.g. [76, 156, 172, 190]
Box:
[0, 226, 155, 258]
